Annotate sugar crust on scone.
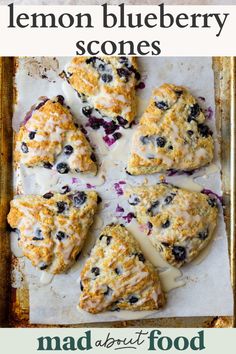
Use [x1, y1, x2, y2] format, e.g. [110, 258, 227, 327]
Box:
[79, 224, 165, 314]
[7, 190, 98, 274]
[127, 83, 214, 175]
[125, 183, 218, 267]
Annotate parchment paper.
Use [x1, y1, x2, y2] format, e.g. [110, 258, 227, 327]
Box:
[12, 57, 233, 324]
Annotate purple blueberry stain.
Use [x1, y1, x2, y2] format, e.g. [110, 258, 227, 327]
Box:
[114, 181, 126, 196]
[122, 212, 135, 224]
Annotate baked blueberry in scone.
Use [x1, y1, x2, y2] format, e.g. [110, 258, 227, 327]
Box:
[127, 83, 214, 175]
[7, 190, 98, 274]
[125, 183, 218, 267]
[79, 224, 165, 314]
[15, 96, 97, 175]
[63, 57, 140, 125]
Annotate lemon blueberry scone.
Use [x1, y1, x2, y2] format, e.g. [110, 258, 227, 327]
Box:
[127, 83, 214, 175]
[15, 95, 97, 175]
[63, 56, 140, 125]
[7, 190, 98, 274]
[125, 183, 218, 267]
[79, 224, 165, 314]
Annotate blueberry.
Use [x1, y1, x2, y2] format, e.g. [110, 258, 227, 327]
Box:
[198, 124, 212, 137]
[147, 221, 153, 231]
[61, 185, 71, 194]
[29, 131, 36, 140]
[161, 242, 170, 247]
[43, 192, 54, 199]
[86, 57, 97, 65]
[57, 201, 67, 213]
[99, 235, 112, 245]
[128, 195, 140, 206]
[56, 162, 69, 174]
[117, 116, 128, 127]
[73, 191, 87, 207]
[175, 90, 183, 97]
[156, 136, 166, 147]
[119, 57, 129, 64]
[114, 267, 122, 275]
[129, 296, 139, 304]
[137, 253, 145, 262]
[155, 101, 169, 110]
[43, 162, 53, 169]
[64, 145, 74, 155]
[97, 195, 102, 204]
[113, 132, 122, 141]
[188, 103, 200, 122]
[90, 152, 96, 162]
[140, 135, 150, 145]
[32, 229, 43, 241]
[101, 73, 113, 83]
[98, 63, 105, 72]
[147, 200, 160, 217]
[91, 267, 100, 276]
[75, 252, 81, 261]
[162, 219, 170, 228]
[104, 286, 112, 296]
[106, 236, 112, 245]
[39, 264, 48, 270]
[80, 281, 84, 291]
[56, 231, 66, 241]
[104, 121, 119, 135]
[187, 130, 194, 136]
[82, 106, 93, 117]
[128, 65, 141, 80]
[168, 145, 173, 150]
[21, 142, 28, 153]
[199, 230, 208, 240]
[56, 95, 64, 105]
[164, 194, 175, 205]
[172, 246, 186, 261]
[208, 198, 218, 208]
[117, 68, 130, 82]
[88, 116, 104, 130]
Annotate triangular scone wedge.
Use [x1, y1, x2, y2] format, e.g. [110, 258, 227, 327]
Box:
[15, 96, 97, 175]
[125, 184, 218, 267]
[7, 190, 98, 274]
[127, 83, 214, 175]
[63, 56, 139, 125]
[79, 224, 165, 314]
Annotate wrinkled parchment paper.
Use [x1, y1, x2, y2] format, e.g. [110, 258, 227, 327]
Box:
[12, 57, 233, 324]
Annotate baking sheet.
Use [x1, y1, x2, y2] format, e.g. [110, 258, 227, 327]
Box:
[12, 57, 233, 325]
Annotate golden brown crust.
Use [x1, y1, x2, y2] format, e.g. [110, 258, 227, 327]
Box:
[15, 96, 97, 174]
[125, 183, 218, 267]
[127, 83, 214, 175]
[65, 56, 139, 124]
[7, 191, 98, 274]
[79, 224, 165, 314]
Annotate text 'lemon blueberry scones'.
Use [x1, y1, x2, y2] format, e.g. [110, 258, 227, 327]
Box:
[79, 224, 165, 313]
[63, 56, 140, 125]
[15, 95, 97, 175]
[127, 83, 214, 175]
[7, 190, 98, 274]
[126, 183, 218, 267]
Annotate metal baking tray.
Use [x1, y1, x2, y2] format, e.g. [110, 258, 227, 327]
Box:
[0, 57, 235, 328]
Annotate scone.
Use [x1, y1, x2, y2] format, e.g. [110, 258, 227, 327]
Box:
[63, 56, 139, 125]
[125, 183, 218, 267]
[127, 83, 214, 175]
[79, 224, 165, 314]
[15, 95, 97, 174]
[7, 190, 98, 274]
